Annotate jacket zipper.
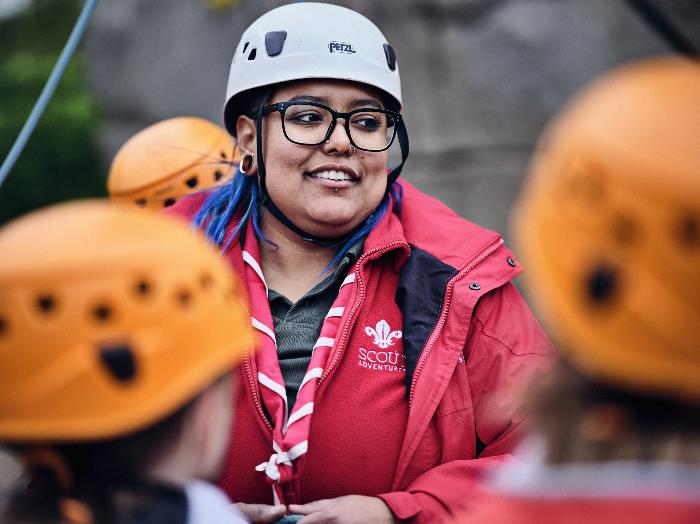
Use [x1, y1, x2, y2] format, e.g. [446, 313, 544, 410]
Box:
[244, 353, 273, 432]
[408, 239, 504, 405]
[319, 240, 409, 386]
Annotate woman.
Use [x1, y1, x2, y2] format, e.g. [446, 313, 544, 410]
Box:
[0, 201, 253, 523]
[168, 3, 552, 523]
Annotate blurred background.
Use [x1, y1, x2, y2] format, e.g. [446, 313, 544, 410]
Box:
[0, 0, 698, 490]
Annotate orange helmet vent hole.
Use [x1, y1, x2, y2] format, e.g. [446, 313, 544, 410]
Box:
[36, 295, 57, 315]
[612, 215, 640, 246]
[678, 216, 699, 248]
[176, 289, 193, 308]
[200, 273, 214, 290]
[92, 304, 113, 323]
[586, 264, 619, 305]
[99, 343, 137, 383]
[134, 280, 152, 298]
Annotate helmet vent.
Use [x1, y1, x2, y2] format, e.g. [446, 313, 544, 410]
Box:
[36, 294, 57, 315]
[265, 31, 287, 57]
[248, 48, 257, 61]
[220, 150, 227, 159]
[243, 42, 249, 54]
[586, 264, 618, 305]
[163, 198, 177, 208]
[612, 214, 639, 245]
[0, 317, 7, 336]
[570, 174, 604, 205]
[92, 304, 113, 323]
[185, 176, 198, 188]
[678, 215, 699, 248]
[134, 279, 152, 298]
[99, 343, 137, 383]
[200, 272, 214, 290]
[176, 288, 193, 308]
[214, 170, 224, 181]
[135, 198, 147, 208]
[383, 44, 397, 71]
[225, 286, 238, 303]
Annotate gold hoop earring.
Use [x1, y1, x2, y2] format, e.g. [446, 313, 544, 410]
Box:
[240, 153, 254, 174]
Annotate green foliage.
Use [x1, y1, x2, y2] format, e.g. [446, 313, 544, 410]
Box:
[0, 0, 105, 225]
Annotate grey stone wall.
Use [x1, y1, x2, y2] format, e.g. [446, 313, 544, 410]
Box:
[84, 0, 694, 238]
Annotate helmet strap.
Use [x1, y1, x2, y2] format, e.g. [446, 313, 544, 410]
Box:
[388, 117, 410, 185]
[254, 94, 410, 248]
[254, 90, 271, 208]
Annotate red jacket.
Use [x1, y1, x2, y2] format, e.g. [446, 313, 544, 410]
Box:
[167, 181, 553, 523]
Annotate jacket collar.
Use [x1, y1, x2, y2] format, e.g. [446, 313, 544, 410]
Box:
[394, 180, 504, 270]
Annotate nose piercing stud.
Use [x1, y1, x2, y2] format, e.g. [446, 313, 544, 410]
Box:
[324, 139, 355, 154]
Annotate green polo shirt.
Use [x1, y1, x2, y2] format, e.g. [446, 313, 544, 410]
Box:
[268, 240, 364, 413]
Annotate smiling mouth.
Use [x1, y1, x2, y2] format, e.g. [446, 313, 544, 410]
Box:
[306, 170, 355, 182]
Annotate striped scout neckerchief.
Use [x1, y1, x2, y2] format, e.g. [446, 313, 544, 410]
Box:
[240, 222, 357, 504]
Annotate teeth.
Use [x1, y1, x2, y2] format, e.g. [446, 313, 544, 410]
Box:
[309, 170, 352, 181]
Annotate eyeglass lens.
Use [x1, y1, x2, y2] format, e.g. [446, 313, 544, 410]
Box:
[281, 105, 396, 151]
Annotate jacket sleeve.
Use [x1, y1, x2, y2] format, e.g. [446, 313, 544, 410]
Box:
[377, 282, 554, 523]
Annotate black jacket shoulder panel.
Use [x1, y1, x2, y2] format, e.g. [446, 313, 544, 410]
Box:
[397, 244, 458, 396]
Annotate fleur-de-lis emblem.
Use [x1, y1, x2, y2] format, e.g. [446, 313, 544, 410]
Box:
[365, 319, 402, 349]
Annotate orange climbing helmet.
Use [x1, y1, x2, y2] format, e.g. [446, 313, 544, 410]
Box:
[0, 200, 253, 441]
[512, 57, 700, 402]
[108, 117, 239, 209]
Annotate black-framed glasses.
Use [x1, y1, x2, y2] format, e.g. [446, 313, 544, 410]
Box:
[262, 101, 401, 152]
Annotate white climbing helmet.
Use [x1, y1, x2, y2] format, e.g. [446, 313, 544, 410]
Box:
[223, 2, 402, 135]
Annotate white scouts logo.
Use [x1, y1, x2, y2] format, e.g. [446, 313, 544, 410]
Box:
[358, 320, 405, 373]
[365, 320, 402, 349]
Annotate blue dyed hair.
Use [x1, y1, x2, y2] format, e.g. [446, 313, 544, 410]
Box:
[193, 168, 403, 272]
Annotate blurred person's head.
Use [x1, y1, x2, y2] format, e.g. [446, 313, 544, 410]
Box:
[0, 201, 253, 523]
[108, 117, 239, 210]
[511, 57, 700, 464]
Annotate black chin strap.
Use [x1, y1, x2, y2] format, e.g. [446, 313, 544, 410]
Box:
[389, 115, 410, 185]
[255, 98, 410, 247]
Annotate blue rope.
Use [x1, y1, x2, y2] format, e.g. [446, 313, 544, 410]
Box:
[0, 0, 100, 191]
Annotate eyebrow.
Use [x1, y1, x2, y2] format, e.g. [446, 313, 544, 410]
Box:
[349, 98, 383, 109]
[287, 95, 384, 109]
